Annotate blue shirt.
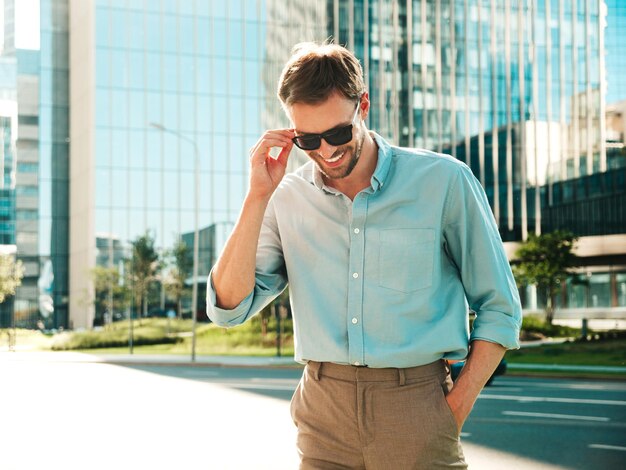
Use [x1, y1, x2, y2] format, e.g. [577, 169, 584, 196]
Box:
[207, 133, 522, 368]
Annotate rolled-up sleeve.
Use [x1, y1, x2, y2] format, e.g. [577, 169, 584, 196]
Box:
[206, 198, 288, 327]
[442, 164, 522, 349]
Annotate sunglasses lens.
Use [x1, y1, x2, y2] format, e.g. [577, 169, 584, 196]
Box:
[293, 136, 321, 150]
[292, 124, 354, 150]
[324, 125, 353, 146]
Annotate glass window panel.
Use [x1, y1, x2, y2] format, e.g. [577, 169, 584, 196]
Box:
[110, 9, 129, 49]
[196, 135, 211, 173]
[214, 96, 228, 133]
[161, 210, 179, 247]
[128, 130, 145, 170]
[110, 50, 128, 88]
[163, 15, 177, 54]
[213, 135, 228, 173]
[196, 59, 210, 94]
[128, 169, 145, 210]
[95, 49, 110, 88]
[179, 17, 195, 54]
[163, 54, 177, 92]
[111, 130, 128, 168]
[145, 53, 161, 90]
[198, 170, 211, 213]
[146, 170, 162, 210]
[111, 168, 129, 208]
[163, 134, 179, 171]
[95, 208, 109, 238]
[129, 51, 145, 90]
[180, 56, 195, 94]
[228, 60, 243, 95]
[146, 91, 162, 128]
[111, 90, 129, 128]
[589, 273, 611, 308]
[162, 0, 177, 14]
[95, 88, 111, 127]
[178, 95, 195, 133]
[197, 18, 211, 56]
[180, 171, 194, 214]
[95, 130, 111, 167]
[146, 129, 163, 171]
[95, 168, 111, 208]
[213, 2, 227, 19]
[163, 93, 179, 132]
[110, 209, 128, 247]
[163, 170, 179, 209]
[128, 11, 144, 49]
[128, 92, 146, 129]
[617, 273, 626, 307]
[213, 57, 227, 95]
[95, 7, 110, 47]
[244, 22, 259, 59]
[145, 12, 160, 52]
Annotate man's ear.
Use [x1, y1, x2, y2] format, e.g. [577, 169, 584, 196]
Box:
[359, 92, 370, 120]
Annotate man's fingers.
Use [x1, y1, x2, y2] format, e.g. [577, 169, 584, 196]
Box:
[274, 140, 294, 166]
[249, 130, 295, 165]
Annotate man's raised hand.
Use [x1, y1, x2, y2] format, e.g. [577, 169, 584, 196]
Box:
[248, 129, 295, 200]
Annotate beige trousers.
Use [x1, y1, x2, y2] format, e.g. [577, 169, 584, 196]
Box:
[290, 360, 468, 470]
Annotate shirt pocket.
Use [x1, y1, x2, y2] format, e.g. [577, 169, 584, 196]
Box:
[378, 228, 435, 293]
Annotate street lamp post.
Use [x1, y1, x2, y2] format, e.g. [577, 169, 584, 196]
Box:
[149, 122, 200, 362]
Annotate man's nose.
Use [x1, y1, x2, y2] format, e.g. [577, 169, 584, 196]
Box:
[318, 138, 337, 159]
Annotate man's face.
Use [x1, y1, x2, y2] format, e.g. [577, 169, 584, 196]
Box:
[289, 92, 366, 180]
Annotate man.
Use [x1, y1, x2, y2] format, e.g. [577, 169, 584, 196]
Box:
[207, 42, 522, 469]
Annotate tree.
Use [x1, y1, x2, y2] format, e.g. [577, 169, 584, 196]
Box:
[0, 255, 24, 303]
[163, 239, 192, 319]
[128, 231, 160, 320]
[90, 266, 127, 326]
[512, 230, 578, 324]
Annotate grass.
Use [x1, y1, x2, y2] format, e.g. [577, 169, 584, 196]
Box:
[1, 317, 295, 357]
[506, 337, 626, 367]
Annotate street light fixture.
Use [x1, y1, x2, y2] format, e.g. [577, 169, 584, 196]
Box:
[149, 122, 200, 362]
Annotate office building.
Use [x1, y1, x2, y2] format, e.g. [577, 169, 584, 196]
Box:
[327, 0, 624, 313]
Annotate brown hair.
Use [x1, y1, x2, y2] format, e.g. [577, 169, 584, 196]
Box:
[277, 41, 366, 107]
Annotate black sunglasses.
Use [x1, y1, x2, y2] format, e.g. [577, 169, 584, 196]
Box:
[292, 103, 360, 151]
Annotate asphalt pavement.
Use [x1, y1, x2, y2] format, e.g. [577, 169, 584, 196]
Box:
[2, 351, 625, 469]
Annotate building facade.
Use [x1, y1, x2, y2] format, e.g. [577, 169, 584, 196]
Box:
[326, 0, 624, 314]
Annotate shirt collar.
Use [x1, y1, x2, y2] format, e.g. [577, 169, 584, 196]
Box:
[369, 132, 392, 192]
[308, 131, 393, 194]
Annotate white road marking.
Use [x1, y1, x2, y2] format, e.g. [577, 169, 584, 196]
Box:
[589, 444, 626, 452]
[502, 380, 626, 392]
[218, 382, 296, 391]
[502, 411, 609, 422]
[479, 394, 626, 406]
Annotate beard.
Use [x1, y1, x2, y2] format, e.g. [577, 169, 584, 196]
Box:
[310, 127, 365, 180]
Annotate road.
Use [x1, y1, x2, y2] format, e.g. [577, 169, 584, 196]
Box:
[1, 353, 625, 469]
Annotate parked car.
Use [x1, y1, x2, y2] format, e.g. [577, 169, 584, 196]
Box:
[449, 358, 507, 386]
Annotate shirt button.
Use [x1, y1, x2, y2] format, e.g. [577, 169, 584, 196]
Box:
[354, 228, 360, 234]
[352, 317, 358, 324]
[352, 272, 359, 279]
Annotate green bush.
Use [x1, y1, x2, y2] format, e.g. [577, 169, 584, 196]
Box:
[520, 315, 581, 339]
[50, 325, 180, 350]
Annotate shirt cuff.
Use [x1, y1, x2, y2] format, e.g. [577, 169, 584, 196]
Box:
[206, 271, 255, 327]
[470, 309, 522, 350]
